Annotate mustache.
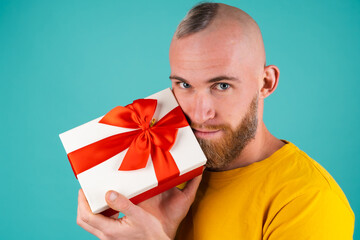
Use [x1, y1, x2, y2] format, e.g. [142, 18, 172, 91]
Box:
[190, 123, 231, 131]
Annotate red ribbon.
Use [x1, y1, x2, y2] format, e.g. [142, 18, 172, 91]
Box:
[67, 99, 189, 184]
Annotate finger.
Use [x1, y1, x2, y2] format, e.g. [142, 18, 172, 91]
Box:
[78, 189, 92, 213]
[177, 167, 204, 190]
[77, 221, 104, 239]
[182, 174, 203, 202]
[105, 190, 140, 217]
[77, 201, 105, 239]
[78, 189, 119, 232]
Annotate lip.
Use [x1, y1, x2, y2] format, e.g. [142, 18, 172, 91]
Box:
[192, 128, 222, 139]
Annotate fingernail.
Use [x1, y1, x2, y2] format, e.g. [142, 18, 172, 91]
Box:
[109, 191, 118, 202]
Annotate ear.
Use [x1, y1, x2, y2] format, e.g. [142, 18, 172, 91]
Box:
[260, 65, 280, 99]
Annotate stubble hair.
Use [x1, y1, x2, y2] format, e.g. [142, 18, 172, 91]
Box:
[195, 93, 259, 171]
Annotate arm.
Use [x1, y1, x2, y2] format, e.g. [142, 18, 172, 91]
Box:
[76, 175, 202, 240]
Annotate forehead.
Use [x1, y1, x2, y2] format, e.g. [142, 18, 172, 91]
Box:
[171, 30, 240, 62]
[169, 29, 252, 82]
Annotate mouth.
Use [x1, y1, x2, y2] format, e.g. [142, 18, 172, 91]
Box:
[192, 128, 222, 139]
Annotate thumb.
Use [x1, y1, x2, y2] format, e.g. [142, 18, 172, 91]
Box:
[105, 190, 138, 217]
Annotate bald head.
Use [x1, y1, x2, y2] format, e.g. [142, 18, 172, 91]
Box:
[173, 3, 266, 70]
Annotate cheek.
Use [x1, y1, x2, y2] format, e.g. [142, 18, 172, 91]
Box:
[173, 90, 192, 115]
[217, 99, 246, 127]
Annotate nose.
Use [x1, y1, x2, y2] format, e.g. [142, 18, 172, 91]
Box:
[190, 92, 216, 124]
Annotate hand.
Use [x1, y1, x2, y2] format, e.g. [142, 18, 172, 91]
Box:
[76, 174, 202, 240]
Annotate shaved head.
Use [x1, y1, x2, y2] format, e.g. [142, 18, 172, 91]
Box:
[174, 3, 266, 68]
[215, 3, 266, 67]
[171, 3, 266, 84]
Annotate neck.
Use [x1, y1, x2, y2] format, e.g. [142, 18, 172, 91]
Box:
[217, 121, 285, 171]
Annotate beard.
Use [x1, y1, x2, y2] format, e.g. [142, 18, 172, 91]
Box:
[192, 94, 259, 171]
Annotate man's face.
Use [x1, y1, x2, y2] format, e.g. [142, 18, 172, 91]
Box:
[169, 27, 262, 170]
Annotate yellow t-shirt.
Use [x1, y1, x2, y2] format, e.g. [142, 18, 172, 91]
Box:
[176, 141, 354, 240]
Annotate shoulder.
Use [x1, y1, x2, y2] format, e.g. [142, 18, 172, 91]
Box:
[262, 142, 354, 238]
[265, 141, 354, 217]
[269, 141, 340, 190]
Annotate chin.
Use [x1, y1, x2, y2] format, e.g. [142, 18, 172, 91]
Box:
[205, 160, 230, 171]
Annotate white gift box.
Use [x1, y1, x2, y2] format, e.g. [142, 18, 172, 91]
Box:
[59, 88, 207, 213]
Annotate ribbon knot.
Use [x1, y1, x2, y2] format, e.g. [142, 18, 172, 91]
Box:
[67, 99, 189, 184]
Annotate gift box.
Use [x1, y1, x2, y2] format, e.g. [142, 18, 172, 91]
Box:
[59, 88, 207, 213]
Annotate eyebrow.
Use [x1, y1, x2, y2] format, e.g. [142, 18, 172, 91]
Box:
[169, 75, 239, 83]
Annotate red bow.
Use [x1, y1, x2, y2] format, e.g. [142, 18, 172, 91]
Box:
[67, 99, 189, 184]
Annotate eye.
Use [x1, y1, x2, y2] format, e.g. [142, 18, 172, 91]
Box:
[179, 82, 191, 89]
[215, 83, 230, 90]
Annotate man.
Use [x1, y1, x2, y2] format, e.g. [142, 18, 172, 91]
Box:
[77, 2, 355, 239]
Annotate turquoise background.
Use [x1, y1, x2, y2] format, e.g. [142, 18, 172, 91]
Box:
[1, 0, 359, 239]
